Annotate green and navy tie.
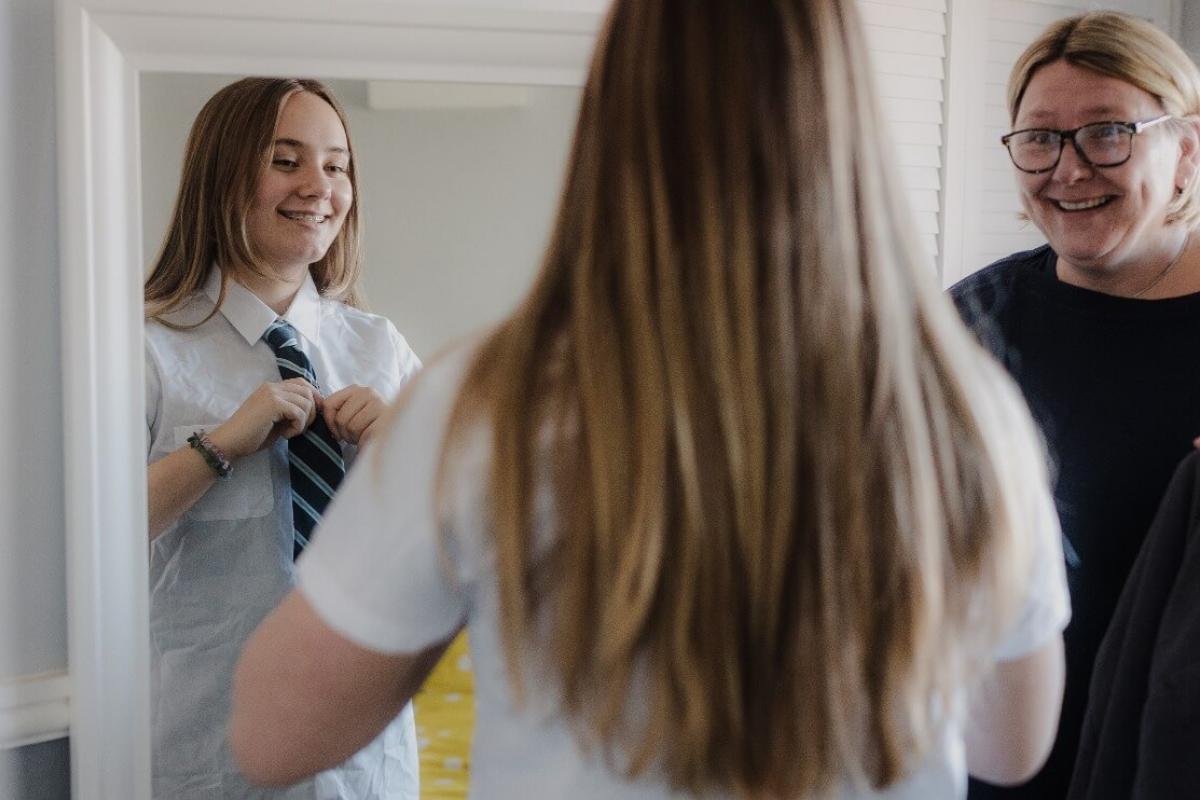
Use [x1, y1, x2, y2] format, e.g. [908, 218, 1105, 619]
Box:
[264, 319, 345, 559]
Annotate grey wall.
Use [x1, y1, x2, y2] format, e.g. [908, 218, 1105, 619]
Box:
[1184, 0, 1200, 61]
[0, 0, 70, 795]
[0, 0, 67, 680]
[0, 741, 70, 800]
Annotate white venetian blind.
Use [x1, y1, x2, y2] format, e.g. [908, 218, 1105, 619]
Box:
[860, 0, 949, 270]
[972, 0, 1177, 269]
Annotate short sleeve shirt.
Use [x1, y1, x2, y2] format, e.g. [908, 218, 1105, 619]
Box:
[145, 269, 421, 800]
[297, 341, 1070, 800]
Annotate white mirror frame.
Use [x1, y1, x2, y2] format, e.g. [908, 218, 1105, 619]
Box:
[56, 2, 600, 797]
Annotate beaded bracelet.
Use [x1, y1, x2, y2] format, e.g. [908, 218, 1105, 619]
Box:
[187, 431, 232, 480]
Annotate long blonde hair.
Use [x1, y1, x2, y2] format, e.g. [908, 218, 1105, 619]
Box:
[144, 77, 363, 322]
[439, 0, 1039, 795]
[1007, 11, 1200, 227]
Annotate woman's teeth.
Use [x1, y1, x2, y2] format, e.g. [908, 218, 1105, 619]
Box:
[280, 211, 326, 222]
[1056, 197, 1111, 211]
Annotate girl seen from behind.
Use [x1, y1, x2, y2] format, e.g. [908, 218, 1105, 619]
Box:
[232, 2, 1068, 797]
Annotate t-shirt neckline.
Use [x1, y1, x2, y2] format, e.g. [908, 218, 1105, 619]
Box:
[1025, 244, 1200, 319]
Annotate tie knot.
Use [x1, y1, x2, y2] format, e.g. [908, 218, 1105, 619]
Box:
[264, 319, 298, 353]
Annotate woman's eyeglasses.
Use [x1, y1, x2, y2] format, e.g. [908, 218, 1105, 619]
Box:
[1001, 115, 1172, 174]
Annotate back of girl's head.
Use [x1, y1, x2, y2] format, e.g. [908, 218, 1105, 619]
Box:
[441, 0, 1040, 795]
[144, 77, 362, 321]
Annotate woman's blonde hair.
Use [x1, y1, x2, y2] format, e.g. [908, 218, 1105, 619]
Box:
[1008, 11, 1200, 227]
[439, 0, 1041, 795]
[144, 77, 362, 322]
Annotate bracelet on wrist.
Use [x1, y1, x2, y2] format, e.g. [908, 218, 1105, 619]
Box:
[187, 431, 232, 480]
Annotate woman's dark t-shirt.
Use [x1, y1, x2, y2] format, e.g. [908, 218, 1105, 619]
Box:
[951, 245, 1200, 799]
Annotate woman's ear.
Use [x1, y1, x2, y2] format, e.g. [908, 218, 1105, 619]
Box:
[1174, 116, 1200, 192]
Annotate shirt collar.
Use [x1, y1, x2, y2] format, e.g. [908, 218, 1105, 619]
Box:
[203, 268, 323, 348]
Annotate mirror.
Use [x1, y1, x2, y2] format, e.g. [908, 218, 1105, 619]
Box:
[57, 3, 600, 797]
[136, 70, 580, 794]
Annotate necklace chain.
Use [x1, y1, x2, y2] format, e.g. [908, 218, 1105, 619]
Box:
[1133, 231, 1192, 299]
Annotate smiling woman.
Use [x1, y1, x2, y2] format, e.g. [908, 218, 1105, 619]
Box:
[950, 11, 1200, 800]
[142, 77, 422, 799]
[1006, 59, 1199, 296]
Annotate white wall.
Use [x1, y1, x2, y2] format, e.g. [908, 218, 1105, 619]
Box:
[140, 74, 580, 360]
[0, 0, 71, 794]
[353, 85, 580, 357]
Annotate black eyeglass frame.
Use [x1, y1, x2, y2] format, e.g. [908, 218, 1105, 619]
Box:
[1000, 114, 1173, 174]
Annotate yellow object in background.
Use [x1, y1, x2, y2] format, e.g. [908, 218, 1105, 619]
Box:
[415, 631, 475, 798]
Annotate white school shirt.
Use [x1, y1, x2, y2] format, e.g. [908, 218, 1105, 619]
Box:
[297, 342, 1071, 800]
[145, 270, 422, 800]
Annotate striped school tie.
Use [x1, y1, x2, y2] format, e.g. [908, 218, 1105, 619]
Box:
[264, 319, 345, 559]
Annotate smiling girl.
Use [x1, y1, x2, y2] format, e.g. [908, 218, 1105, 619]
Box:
[143, 78, 420, 799]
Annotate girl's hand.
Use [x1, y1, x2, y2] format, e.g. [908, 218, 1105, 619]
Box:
[209, 378, 322, 460]
[322, 385, 387, 445]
